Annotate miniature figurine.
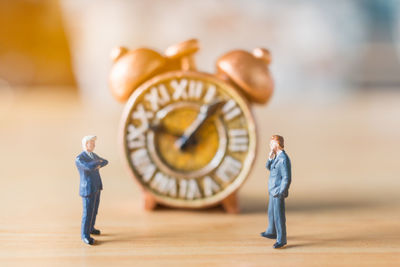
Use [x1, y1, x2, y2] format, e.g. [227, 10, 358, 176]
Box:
[260, 135, 291, 249]
[76, 136, 108, 245]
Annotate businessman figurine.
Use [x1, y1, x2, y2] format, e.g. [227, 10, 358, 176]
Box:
[260, 135, 291, 249]
[76, 135, 108, 245]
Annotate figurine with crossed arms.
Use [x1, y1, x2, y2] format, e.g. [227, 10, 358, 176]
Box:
[76, 136, 108, 245]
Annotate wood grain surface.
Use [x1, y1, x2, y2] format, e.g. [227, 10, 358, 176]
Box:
[0, 88, 399, 266]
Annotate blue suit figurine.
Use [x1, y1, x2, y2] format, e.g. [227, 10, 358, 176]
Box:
[260, 135, 291, 249]
[76, 135, 108, 245]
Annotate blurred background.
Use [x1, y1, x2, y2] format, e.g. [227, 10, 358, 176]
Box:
[0, 0, 400, 260]
[1, 0, 400, 103]
[0, 0, 400, 266]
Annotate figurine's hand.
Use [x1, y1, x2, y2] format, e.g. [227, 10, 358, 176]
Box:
[268, 151, 276, 160]
[269, 140, 278, 155]
[98, 158, 109, 167]
[269, 141, 275, 151]
[272, 192, 282, 198]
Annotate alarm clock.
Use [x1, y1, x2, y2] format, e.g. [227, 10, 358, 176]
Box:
[109, 39, 273, 213]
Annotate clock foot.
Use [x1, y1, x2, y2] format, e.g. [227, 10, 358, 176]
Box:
[221, 192, 240, 214]
[143, 191, 157, 211]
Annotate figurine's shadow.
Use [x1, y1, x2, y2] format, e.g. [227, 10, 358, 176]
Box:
[94, 228, 205, 245]
[240, 195, 381, 214]
[285, 225, 400, 249]
[283, 242, 321, 249]
[94, 206, 228, 245]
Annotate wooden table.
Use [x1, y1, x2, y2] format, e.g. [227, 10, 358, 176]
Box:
[1, 88, 399, 266]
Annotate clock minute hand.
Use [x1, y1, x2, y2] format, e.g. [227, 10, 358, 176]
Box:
[175, 100, 225, 150]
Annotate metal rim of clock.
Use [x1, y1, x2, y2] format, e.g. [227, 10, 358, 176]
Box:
[119, 71, 257, 208]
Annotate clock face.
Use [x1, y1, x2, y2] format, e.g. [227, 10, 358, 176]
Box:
[120, 71, 256, 208]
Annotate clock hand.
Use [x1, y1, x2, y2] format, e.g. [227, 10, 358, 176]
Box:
[175, 99, 225, 150]
[149, 121, 182, 137]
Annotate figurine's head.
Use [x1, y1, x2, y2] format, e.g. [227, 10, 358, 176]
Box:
[270, 135, 284, 152]
[82, 135, 97, 152]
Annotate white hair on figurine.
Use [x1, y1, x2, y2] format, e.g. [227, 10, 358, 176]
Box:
[82, 135, 97, 150]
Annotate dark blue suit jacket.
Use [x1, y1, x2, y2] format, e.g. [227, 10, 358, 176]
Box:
[76, 151, 108, 197]
[266, 151, 291, 198]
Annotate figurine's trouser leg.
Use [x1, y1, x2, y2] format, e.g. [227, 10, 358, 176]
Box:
[81, 195, 95, 239]
[273, 197, 287, 244]
[266, 195, 276, 235]
[90, 191, 101, 231]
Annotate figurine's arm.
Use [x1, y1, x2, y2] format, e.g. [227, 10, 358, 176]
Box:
[266, 150, 276, 170]
[266, 159, 273, 170]
[76, 157, 102, 171]
[93, 153, 108, 168]
[98, 157, 108, 168]
[278, 158, 291, 196]
[93, 154, 108, 168]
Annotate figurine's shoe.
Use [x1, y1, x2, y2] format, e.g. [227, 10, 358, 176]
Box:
[273, 242, 287, 249]
[91, 228, 101, 235]
[260, 232, 276, 239]
[82, 237, 95, 245]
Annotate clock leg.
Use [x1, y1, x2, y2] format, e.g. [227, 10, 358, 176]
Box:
[221, 192, 240, 214]
[143, 191, 157, 211]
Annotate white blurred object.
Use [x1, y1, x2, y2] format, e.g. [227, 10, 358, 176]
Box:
[61, 0, 366, 106]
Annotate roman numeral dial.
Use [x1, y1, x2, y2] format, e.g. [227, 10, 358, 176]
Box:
[121, 71, 256, 208]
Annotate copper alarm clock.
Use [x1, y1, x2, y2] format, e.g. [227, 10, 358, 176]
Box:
[109, 39, 273, 213]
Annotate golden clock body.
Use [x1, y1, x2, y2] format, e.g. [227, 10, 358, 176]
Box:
[120, 71, 256, 208]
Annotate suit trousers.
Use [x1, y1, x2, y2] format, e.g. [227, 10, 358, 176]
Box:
[81, 191, 101, 239]
[266, 194, 287, 244]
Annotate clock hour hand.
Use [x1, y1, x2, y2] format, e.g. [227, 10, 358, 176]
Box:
[175, 99, 225, 151]
[149, 121, 181, 137]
